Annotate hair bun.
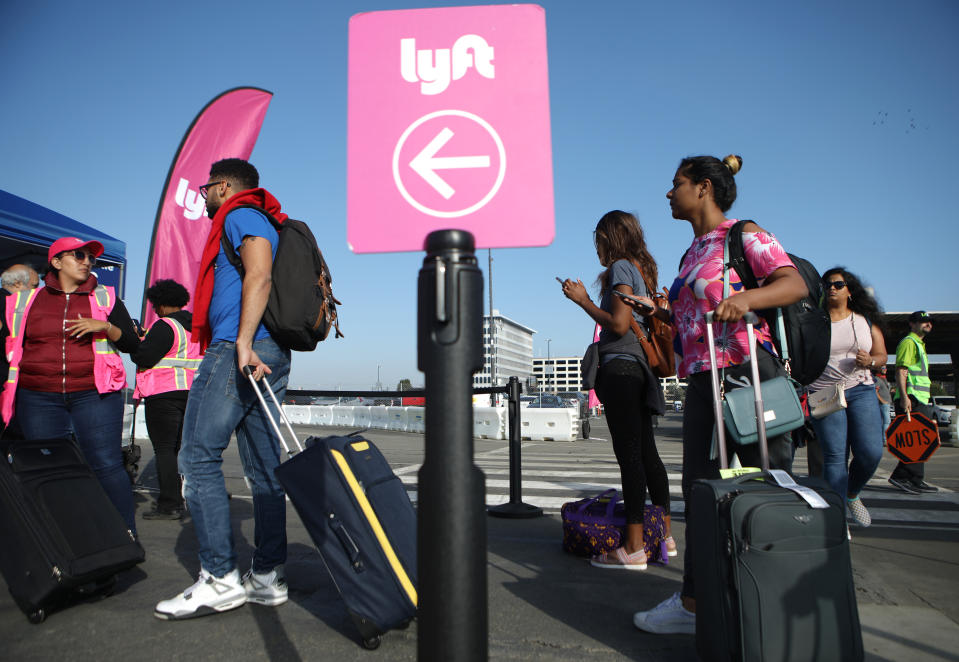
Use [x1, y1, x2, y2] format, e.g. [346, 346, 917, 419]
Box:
[722, 154, 743, 176]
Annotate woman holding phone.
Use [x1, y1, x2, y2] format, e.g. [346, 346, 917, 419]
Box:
[560, 210, 674, 570]
[626, 155, 807, 634]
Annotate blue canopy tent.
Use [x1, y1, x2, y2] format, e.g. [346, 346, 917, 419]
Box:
[0, 189, 126, 296]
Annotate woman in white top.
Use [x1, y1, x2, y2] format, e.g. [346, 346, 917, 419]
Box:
[808, 267, 888, 527]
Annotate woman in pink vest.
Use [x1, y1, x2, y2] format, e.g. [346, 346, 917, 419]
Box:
[2, 237, 141, 533]
[132, 279, 201, 521]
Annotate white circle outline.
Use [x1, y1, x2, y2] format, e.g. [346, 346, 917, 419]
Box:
[392, 109, 507, 219]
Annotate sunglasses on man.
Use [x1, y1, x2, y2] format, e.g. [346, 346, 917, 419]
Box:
[198, 180, 229, 199]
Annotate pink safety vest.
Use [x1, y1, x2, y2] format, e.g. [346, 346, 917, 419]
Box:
[2, 285, 126, 424]
[134, 316, 202, 399]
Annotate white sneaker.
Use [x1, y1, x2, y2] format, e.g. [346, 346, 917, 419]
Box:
[242, 566, 288, 606]
[154, 569, 247, 620]
[633, 592, 696, 635]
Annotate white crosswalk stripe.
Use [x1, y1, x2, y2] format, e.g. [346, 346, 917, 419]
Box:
[393, 442, 959, 527]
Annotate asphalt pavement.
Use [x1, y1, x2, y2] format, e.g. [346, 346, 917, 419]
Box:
[2, 413, 958, 661]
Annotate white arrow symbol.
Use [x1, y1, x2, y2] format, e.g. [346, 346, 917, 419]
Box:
[408, 127, 491, 200]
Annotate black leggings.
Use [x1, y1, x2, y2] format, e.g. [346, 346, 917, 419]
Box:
[594, 359, 670, 525]
[144, 392, 188, 512]
[680, 349, 795, 599]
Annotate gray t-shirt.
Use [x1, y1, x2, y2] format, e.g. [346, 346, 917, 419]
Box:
[598, 259, 649, 362]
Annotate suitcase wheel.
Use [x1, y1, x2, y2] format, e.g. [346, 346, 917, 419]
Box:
[361, 636, 381, 650]
[28, 608, 46, 624]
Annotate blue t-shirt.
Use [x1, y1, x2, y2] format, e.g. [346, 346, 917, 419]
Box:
[209, 207, 278, 344]
[598, 259, 649, 362]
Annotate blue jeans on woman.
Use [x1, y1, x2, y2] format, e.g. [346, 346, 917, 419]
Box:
[178, 337, 290, 578]
[810, 382, 883, 499]
[16, 388, 136, 534]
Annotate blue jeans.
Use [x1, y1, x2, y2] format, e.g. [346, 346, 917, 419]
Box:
[16, 388, 136, 534]
[179, 337, 290, 577]
[810, 382, 883, 499]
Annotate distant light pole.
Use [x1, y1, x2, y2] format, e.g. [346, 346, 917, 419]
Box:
[546, 339, 552, 395]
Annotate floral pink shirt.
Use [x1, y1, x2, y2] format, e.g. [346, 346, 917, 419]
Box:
[667, 219, 796, 378]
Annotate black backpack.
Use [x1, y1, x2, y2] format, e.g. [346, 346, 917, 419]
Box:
[222, 206, 343, 351]
[725, 220, 830, 385]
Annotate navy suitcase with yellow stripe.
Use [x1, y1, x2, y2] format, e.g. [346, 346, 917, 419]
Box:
[275, 435, 417, 649]
[244, 368, 417, 649]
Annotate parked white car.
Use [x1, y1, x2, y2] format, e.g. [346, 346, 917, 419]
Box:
[931, 396, 956, 429]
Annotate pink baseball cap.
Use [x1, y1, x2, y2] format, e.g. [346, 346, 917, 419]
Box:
[48, 237, 105, 263]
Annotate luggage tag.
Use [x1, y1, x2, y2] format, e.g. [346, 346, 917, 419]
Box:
[767, 469, 830, 509]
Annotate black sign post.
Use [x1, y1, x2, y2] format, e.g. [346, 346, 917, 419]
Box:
[417, 229, 487, 661]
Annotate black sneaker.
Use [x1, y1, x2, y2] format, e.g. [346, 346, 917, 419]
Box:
[888, 477, 920, 494]
[911, 480, 938, 493]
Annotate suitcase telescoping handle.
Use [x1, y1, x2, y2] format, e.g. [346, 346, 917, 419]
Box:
[704, 311, 769, 471]
[242, 366, 304, 457]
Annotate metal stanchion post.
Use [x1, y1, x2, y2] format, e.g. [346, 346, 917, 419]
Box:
[417, 230, 487, 662]
[488, 376, 543, 519]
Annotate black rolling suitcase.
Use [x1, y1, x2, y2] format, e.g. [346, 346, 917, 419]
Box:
[690, 313, 863, 662]
[0, 437, 145, 623]
[244, 368, 417, 650]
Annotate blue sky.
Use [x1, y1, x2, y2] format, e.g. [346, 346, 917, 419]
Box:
[1, 0, 956, 389]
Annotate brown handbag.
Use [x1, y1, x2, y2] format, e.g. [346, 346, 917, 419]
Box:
[629, 285, 676, 378]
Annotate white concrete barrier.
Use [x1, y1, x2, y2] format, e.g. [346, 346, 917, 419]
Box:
[474, 406, 506, 440]
[331, 406, 355, 427]
[407, 407, 425, 433]
[282, 405, 312, 425]
[521, 407, 577, 442]
[309, 406, 333, 427]
[351, 406, 371, 429]
[369, 406, 390, 430]
[122, 404, 149, 442]
[387, 406, 409, 432]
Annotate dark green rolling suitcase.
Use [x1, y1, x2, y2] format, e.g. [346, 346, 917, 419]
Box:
[691, 314, 863, 662]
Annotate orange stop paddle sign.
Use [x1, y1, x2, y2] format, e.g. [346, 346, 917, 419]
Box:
[886, 412, 940, 463]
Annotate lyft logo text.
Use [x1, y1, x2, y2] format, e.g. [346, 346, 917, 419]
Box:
[400, 35, 494, 95]
[174, 178, 206, 220]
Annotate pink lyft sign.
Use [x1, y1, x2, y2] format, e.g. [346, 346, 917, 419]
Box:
[347, 4, 554, 253]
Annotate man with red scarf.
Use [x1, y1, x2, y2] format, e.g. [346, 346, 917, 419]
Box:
[155, 159, 291, 620]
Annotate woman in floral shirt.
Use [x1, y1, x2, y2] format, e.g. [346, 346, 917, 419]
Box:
[629, 154, 808, 636]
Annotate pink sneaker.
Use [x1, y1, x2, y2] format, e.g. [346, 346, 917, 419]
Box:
[590, 547, 647, 570]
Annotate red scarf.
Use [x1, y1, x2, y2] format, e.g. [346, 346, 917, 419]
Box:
[191, 188, 288, 350]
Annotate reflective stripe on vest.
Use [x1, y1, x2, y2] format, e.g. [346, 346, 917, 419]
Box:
[905, 335, 931, 400]
[92, 286, 119, 357]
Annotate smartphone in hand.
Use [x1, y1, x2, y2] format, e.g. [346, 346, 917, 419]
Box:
[612, 289, 653, 311]
[555, 276, 564, 284]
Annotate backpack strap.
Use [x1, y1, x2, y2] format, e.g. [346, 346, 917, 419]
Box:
[723, 220, 792, 366]
[219, 204, 283, 275]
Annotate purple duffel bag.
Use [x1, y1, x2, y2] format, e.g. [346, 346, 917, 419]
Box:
[561, 489, 668, 563]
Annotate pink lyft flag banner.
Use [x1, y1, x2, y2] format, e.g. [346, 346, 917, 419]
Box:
[347, 4, 554, 253]
[141, 87, 272, 326]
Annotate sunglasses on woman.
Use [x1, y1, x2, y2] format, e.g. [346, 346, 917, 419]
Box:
[825, 280, 846, 290]
[58, 249, 97, 265]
